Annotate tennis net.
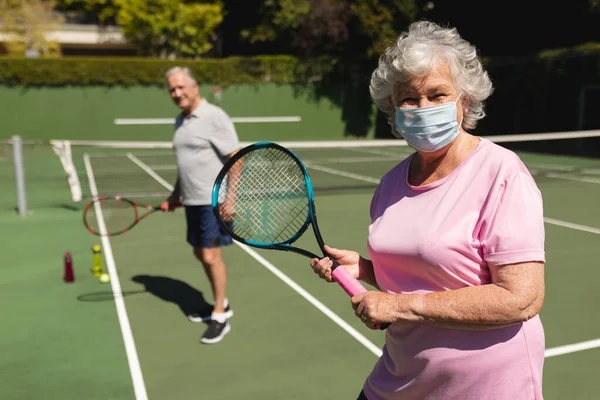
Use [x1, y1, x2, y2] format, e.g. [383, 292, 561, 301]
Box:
[50, 129, 600, 204]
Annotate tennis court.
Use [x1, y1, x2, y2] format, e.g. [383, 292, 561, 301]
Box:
[2, 132, 600, 400]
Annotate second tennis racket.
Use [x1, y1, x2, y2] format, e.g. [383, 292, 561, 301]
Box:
[212, 141, 389, 330]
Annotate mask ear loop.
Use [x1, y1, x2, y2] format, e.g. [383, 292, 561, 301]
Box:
[455, 91, 464, 104]
[387, 95, 404, 139]
[455, 92, 465, 129]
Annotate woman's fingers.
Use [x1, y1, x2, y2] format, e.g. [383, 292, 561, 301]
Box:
[310, 257, 334, 281]
[323, 245, 343, 259]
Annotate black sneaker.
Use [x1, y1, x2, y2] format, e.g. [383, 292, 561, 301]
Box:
[187, 304, 233, 322]
[200, 320, 231, 344]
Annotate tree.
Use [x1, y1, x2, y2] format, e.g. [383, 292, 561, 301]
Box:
[349, 0, 418, 58]
[0, 0, 65, 56]
[114, 0, 224, 58]
[233, 0, 422, 140]
[240, 0, 419, 59]
[57, 0, 118, 23]
[241, 0, 348, 56]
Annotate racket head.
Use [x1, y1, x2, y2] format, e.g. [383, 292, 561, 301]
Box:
[212, 142, 316, 249]
[83, 196, 152, 236]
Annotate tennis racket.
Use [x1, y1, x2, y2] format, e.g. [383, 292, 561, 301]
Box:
[83, 196, 181, 237]
[212, 142, 389, 330]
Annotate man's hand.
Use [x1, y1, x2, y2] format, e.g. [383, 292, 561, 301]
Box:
[219, 199, 236, 222]
[161, 196, 181, 212]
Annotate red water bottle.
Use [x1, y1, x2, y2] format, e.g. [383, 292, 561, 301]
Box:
[64, 252, 74, 283]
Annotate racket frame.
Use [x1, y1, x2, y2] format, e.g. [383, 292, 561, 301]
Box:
[83, 195, 163, 237]
[212, 142, 324, 259]
[212, 142, 389, 330]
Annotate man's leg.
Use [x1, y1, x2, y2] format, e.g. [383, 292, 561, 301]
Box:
[185, 205, 233, 322]
[193, 246, 228, 314]
[186, 205, 234, 343]
[194, 245, 232, 343]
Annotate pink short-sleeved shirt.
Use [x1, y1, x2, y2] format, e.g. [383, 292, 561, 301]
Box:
[364, 138, 545, 400]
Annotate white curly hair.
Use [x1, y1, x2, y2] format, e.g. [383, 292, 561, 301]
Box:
[369, 20, 494, 135]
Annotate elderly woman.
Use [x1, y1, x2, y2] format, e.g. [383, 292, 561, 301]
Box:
[310, 20, 545, 400]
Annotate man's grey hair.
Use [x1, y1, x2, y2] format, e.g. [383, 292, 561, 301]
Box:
[165, 66, 197, 86]
[369, 20, 494, 134]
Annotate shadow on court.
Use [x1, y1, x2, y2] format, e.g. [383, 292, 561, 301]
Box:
[131, 274, 210, 316]
[77, 289, 146, 302]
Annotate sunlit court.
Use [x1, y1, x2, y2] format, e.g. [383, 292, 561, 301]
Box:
[2, 130, 599, 399]
[1, 2, 599, 399]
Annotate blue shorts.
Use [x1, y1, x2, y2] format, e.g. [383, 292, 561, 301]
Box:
[185, 205, 233, 248]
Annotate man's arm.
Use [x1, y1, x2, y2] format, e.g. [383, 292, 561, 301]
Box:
[219, 150, 240, 221]
[162, 176, 181, 211]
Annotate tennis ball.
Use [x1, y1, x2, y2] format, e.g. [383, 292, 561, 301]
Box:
[99, 273, 110, 283]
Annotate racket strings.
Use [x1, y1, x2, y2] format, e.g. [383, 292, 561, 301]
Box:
[218, 148, 310, 243]
[85, 198, 137, 235]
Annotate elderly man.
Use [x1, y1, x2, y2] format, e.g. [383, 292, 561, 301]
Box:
[162, 66, 239, 344]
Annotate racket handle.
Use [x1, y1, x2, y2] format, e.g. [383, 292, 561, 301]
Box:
[331, 266, 389, 331]
[331, 265, 367, 296]
[160, 201, 182, 211]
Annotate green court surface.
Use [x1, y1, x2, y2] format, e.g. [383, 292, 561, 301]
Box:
[1, 138, 600, 400]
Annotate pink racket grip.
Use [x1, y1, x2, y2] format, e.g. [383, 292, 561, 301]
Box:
[331, 266, 367, 296]
[331, 266, 389, 330]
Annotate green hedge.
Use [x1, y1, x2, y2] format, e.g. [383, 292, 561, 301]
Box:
[1, 43, 598, 88]
[0, 55, 337, 87]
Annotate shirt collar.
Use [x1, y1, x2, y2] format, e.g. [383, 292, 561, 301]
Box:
[188, 98, 207, 118]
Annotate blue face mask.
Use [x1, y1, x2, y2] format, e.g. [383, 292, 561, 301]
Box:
[394, 93, 463, 152]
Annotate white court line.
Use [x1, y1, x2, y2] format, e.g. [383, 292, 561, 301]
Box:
[529, 163, 580, 172]
[543, 218, 600, 235]
[83, 154, 148, 400]
[234, 243, 383, 356]
[545, 338, 600, 358]
[114, 116, 301, 125]
[347, 147, 412, 158]
[127, 153, 175, 189]
[529, 168, 600, 185]
[127, 154, 384, 357]
[304, 162, 380, 184]
[305, 156, 398, 164]
[231, 116, 301, 123]
[544, 172, 600, 185]
[147, 165, 177, 171]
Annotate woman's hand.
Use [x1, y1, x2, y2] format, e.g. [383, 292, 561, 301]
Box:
[311, 245, 391, 329]
[309, 245, 360, 282]
[352, 292, 404, 329]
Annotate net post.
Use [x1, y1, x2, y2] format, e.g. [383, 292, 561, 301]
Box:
[12, 135, 27, 216]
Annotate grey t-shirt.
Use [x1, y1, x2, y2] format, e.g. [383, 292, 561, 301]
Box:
[173, 99, 239, 205]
